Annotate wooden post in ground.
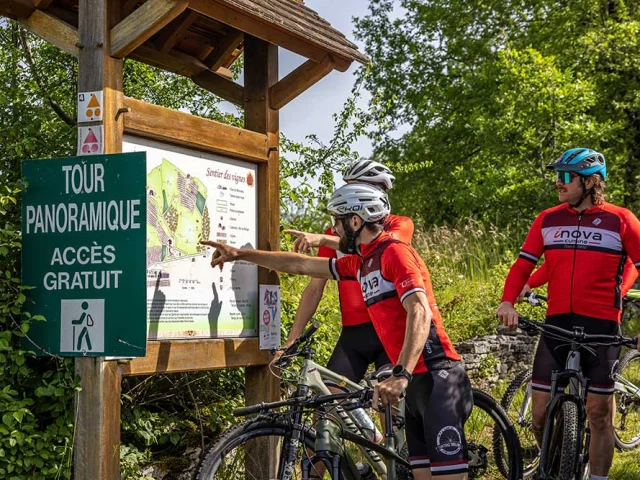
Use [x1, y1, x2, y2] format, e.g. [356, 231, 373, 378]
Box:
[244, 34, 281, 478]
[74, 0, 124, 477]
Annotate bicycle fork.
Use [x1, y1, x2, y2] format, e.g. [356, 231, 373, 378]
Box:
[281, 385, 310, 480]
[302, 417, 345, 479]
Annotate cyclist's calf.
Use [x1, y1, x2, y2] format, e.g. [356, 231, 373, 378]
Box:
[586, 393, 615, 476]
[531, 390, 549, 445]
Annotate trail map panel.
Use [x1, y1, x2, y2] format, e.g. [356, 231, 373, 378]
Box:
[123, 136, 258, 339]
[21, 153, 147, 357]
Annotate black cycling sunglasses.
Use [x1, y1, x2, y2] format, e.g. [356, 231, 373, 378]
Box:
[556, 171, 580, 185]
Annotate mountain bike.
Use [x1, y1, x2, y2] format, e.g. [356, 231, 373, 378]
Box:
[197, 321, 523, 479]
[514, 316, 638, 480]
[613, 289, 640, 450]
[502, 290, 640, 478]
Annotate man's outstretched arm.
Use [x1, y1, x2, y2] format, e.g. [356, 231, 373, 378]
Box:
[284, 229, 338, 253]
[200, 240, 333, 278]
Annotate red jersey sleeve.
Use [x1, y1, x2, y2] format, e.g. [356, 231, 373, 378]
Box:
[622, 257, 638, 296]
[380, 243, 427, 303]
[501, 212, 545, 303]
[620, 209, 640, 274]
[329, 254, 361, 281]
[317, 226, 337, 260]
[384, 215, 414, 244]
[528, 262, 549, 289]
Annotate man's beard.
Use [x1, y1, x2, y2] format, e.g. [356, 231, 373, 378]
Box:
[338, 233, 353, 254]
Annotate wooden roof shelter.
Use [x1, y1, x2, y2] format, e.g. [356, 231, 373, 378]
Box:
[2, 0, 367, 478]
[2, 0, 368, 109]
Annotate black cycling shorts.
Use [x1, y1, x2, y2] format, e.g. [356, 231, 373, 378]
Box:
[404, 363, 473, 475]
[532, 313, 622, 395]
[325, 322, 390, 383]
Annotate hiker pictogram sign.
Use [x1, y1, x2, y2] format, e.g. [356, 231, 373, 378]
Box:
[78, 90, 103, 122]
[78, 126, 104, 155]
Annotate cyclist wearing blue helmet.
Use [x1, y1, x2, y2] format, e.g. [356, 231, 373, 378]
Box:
[498, 148, 640, 480]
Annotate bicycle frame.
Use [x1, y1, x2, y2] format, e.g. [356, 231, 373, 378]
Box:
[517, 381, 533, 426]
[291, 356, 406, 479]
[612, 371, 640, 397]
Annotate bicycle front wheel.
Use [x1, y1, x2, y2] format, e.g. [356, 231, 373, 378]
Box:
[541, 399, 579, 480]
[614, 350, 640, 451]
[500, 369, 539, 477]
[197, 419, 318, 480]
[465, 388, 523, 480]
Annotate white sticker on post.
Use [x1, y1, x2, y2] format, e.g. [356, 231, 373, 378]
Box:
[77, 91, 104, 122]
[259, 285, 281, 350]
[77, 126, 104, 155]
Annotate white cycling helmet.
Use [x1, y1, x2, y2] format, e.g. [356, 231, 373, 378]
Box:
[343, 159, 396, 190]
[327, 182, 390, 223]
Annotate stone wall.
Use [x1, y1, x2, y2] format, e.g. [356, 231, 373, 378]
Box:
[455, 327, 538, 390]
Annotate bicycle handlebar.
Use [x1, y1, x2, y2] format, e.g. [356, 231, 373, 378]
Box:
[233, 389, 373, 417]
[298, 320, 319, 345]
[273, 321, 320, 368]
[518, 317, 638, 348]
[524, 291, 547, 305]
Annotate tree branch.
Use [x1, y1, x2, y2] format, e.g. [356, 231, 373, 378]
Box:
[18, 27, 76, 126]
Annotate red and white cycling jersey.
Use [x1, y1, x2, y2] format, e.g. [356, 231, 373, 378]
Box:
[502, 202, 640, 322]
[329, 232, 460, 373]
[528, 257, 638, 296]
[318, 214, 413, 327]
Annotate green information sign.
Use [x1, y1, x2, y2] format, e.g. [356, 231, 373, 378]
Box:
[22, 153, 147, 357]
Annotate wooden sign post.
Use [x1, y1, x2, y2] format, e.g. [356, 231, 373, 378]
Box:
[2, 0, 367, 477]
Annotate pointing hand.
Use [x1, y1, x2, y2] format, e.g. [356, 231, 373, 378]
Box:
[200, 240, 239, 270]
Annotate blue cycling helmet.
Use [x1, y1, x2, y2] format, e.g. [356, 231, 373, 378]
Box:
[546, 148, 607, 180]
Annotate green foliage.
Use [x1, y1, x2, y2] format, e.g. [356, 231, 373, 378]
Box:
[0, 21, 80, 480]
[280, 75, 376, 230]
[355, 0, 640, 229]
[280, 273, 342, 366]
[413, 220, 516, 341]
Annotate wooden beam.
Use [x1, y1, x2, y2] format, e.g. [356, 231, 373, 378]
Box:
[192, 70, 243, 106]
[203, 28, 242, 71]
[120, 338, 269, 375]
[0, 0, 35, 19]
[189, 0, 349, 71]
[111, 0, 188, 58]
[130, 44, 233, 79]
[32, 0, 55, 9]
[19, 10, 79, 57]
[270, 55, 334, 110]
[243, 34, 281, 478]
[46, 5, 78, 28]
[155, 9, 198, 53]
[131, 44, 206, 75]
[74, 359, 122, 479]
[75, 0, 124, 476]
[122, 0, 139, 17]
[123, 96, 269, 162]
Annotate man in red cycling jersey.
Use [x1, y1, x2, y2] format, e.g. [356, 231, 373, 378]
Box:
[202, 183, 472, 480]
[497, 148, 640, 480]
[279, 160, 414, 387]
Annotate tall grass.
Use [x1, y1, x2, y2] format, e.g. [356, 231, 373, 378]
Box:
[413, 218, 525, 282]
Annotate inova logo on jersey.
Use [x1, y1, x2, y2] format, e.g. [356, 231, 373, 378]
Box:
[553, 228, 603, 245]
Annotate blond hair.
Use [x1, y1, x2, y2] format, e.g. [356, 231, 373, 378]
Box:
[590, 175, 606, 205]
